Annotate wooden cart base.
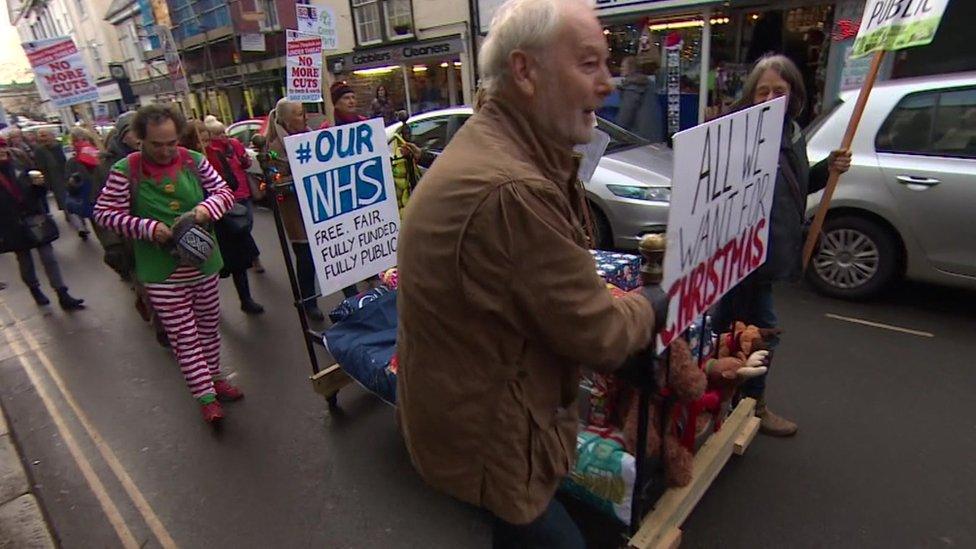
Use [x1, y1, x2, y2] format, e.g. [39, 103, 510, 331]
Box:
[628, 398, 761, 549]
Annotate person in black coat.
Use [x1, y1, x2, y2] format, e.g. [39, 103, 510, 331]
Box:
[713, 55, 851, 437]
[0, 138, 84, 309]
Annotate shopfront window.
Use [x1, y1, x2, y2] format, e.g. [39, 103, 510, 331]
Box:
[352, 0, 414, 46]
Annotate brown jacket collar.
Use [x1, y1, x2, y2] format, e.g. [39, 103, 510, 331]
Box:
[478, 96, 578, 188]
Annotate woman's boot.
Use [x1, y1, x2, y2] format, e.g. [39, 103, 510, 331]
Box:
[755, 398, 797, 437]
[232, 271, 264, 315]
[56, 287, 85, 310]
[30, 286, 50, 306]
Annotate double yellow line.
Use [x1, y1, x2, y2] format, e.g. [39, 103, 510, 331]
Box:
[0, 300, 177, 548]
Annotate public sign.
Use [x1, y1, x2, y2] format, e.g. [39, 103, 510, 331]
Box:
[658, 97, 787, 349]
[286, 30, 323, 102]
[21, 36, 98, 108]
[283, 119, 400, 296]
[851, 0, 950, 58]
[155, 25, 190, 95]
[296, 3, 338, 50]
[241, 33, 267, 52]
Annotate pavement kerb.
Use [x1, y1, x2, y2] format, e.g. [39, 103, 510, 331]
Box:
[0, 401, 57, 548]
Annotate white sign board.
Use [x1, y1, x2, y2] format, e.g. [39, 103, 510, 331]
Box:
[852, 0, 949, 58]
[286, 30, 323, 103]
[21, 36, 98, 108]
[241, 33, 267, 52]
[283, 119, 400, 295]
[657, 97, 787, 349]
[296, 3, 338, 50]
[574, 128, 610, 183]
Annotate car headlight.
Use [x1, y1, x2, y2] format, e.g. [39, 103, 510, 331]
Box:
[606, 184, 671, 203]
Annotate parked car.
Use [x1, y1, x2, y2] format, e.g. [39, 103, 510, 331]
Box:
[805, 72, 976, 299]
[385, 107, 673, 250]
[227, 118, 267, 145]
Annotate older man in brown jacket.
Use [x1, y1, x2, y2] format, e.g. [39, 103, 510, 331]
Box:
[396, 0, 662, 546]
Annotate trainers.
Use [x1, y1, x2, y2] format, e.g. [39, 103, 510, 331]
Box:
[201, 401, 224, 423]
[756, 400, 798, 437]
[213, 380, 244, 401]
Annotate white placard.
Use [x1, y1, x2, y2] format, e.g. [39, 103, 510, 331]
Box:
[657, 97, 787, 349]
[296, 3, 338, 50]
[21, 36, 98, 108]
[574, 128, 610, 183]
[851, 0, 949, 58]
[283, 118, 400, 295]
[286, 30, 323, 103]
[241, 33, 267, 52]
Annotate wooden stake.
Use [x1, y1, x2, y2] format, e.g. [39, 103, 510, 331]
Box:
[801, 50, 885, 271]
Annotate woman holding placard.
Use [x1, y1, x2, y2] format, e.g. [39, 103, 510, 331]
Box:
[713, 55, 851, 437]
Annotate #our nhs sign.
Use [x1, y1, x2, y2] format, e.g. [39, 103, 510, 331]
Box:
[284, 118, 400, 295]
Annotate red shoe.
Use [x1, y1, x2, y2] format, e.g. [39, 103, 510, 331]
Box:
[213, 380, 244, 401]
[201, 401, 224, 423]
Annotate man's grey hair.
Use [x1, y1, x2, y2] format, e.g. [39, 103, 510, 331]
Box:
[478, 0, 592, 95]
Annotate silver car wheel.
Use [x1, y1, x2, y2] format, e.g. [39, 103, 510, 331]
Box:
[813, 228, 880, 289]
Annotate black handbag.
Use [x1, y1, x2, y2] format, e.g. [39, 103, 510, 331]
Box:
[22, 213, 60, 247]
[219, 202, 252, 234]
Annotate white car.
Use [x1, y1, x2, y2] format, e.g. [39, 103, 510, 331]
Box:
[385, 108, 673, 250]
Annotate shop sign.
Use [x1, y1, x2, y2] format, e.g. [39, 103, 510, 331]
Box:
[286, 30, 323, 103]
[296, 3, 338, 50]
[334, 36, 465, 72]
[657, 97, 786, 349]
[594, 0, 721, 17]
[852, 0, 950, 58]
[21, 36, 99, 108]
[241, 33, 267, 52]
[283, 118, 400, 295]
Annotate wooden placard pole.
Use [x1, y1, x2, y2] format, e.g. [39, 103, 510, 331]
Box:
[801, 50, 885, 271]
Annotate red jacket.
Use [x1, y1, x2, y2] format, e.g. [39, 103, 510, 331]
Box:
[206, 136, 252, 201]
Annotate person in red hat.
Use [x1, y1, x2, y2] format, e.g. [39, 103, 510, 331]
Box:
[320, 82, 366, 130]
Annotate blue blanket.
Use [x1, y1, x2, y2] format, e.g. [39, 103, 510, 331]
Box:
[324, 289, 399, 405]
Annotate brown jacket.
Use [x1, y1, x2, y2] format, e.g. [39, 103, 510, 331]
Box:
[267, 123, 309, 242]
[396, 98, 655, 524]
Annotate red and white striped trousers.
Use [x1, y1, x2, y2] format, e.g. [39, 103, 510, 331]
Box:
[145, 275, 222, 399]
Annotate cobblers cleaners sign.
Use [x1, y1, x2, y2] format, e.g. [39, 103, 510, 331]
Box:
[851, 0, 949, 58]
[283, 119, 400, 295]
[286, 30, 323, 102]
[22, 36, 98, 108]
[658, 97, 786, 349]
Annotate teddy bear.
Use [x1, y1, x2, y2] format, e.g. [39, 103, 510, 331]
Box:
[621, 337, 705, 487]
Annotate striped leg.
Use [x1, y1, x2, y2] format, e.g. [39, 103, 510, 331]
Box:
[145, 283, 216, 399]
[189, 275, 222, 379]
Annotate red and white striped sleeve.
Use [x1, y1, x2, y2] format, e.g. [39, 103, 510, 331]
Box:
[93, 168, 161, 240]
[195, 156, 235, 221]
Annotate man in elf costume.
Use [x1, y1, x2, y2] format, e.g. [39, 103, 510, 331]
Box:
[94, 104, 242, 424]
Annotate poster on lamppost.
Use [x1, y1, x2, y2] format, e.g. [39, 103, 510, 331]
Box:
[21, 36, 99, 108]
[283, 118, 400, 296]
[286, 30, 323, 102]
[657, 97, 787, 350]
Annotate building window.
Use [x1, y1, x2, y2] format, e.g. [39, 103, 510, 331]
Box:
[352, 0, 383, 45]
[384, 0, 414, 40]
[352, 0, 413, 46]
[260, 0, 279, 31]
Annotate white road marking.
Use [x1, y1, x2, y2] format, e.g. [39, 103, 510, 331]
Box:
[0, 311, 141, 549]
[824, 313, 934, 338]
[0, 301, 178, 548]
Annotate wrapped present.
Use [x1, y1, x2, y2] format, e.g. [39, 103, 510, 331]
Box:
[591, 250, 642, 291]
[561, 426, 636, 525]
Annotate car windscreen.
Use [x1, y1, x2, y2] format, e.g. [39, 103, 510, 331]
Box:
[596, 117, 651, 153]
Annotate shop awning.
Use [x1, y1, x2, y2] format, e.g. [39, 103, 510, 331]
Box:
[595, 0, 724, 18]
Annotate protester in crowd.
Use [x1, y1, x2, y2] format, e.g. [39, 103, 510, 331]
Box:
[33, 128, 83, 236]
[179, 119, 208, 152]
[94, 104, 242, 424]
[245, 134, 268, 274]
[92, 111, 139, 279]
[396, 0, 664, 546]
[616, 54, 664, 142]
[5, 127, 34, 160]
[63, 127, 102, 239]
[204, 118, 264, 314]
[0, 137, 85, 310]
[370, 85, 396, 125]
[321, 82, 367, 129]
[267, 99, 351, 321]
[23, 131, 38, 150]
[712, 54, 852, 437]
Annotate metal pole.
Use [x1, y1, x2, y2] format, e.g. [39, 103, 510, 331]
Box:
[400, 64, 413, 115]
[699, 8, 712, 124]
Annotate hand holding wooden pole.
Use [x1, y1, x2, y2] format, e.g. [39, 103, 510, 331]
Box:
[802, 50, 885, 271]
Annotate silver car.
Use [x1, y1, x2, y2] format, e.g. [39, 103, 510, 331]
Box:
[386, 108, 672, 250]
[806, 72, 976, 299]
